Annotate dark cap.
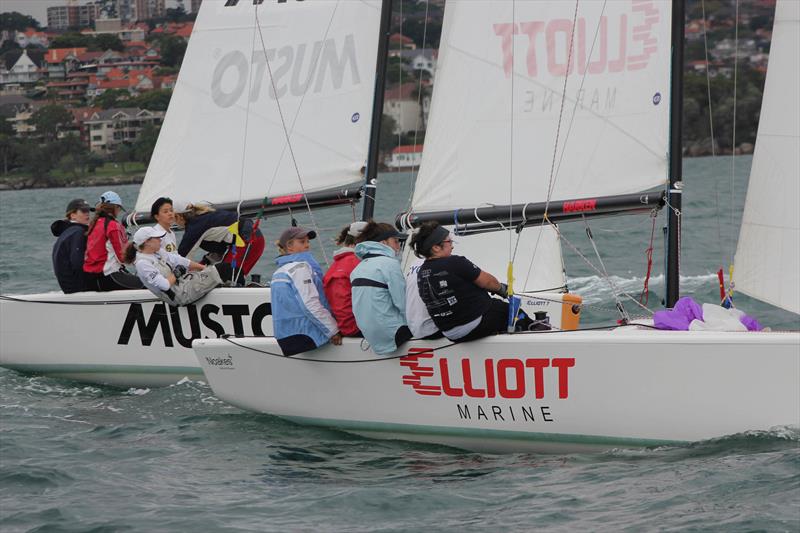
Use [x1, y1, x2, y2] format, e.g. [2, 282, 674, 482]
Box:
[368, 228, 408, 242]
[278, 227, 317, 249]
[65, 198, 93, 215]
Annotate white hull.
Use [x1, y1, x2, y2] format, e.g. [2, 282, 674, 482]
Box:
[0, 288, 273, 387]
[194, 329, 800, 453]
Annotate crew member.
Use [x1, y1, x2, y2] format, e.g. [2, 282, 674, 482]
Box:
[323, 222, 367, 337]
[51, 198, 92, 293]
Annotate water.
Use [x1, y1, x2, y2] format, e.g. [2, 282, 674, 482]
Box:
[1, 157, 798, 531]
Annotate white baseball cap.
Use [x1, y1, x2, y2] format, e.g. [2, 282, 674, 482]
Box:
[133, 226, 166, 247]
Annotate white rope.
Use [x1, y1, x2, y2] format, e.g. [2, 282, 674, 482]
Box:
[701, 0, 725, 267]
[405, 0, 432, 211]
[729, 0, 740, 275]
[508, 0, 517, 261]
[253, 2, 341, 266]
[518, 0, 584, 284]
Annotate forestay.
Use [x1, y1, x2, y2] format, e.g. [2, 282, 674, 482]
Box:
[733, 0, 800, 315]
[409, 0, 672, 290]
[135, 0, 381, 213]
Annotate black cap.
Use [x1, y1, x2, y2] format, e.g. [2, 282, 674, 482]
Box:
[65, 199, 93, 215]
[369, 228, 408, 242]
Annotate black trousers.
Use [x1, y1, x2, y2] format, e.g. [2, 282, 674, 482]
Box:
[454, 298, 533, 343]
[86, 270, 144, 292]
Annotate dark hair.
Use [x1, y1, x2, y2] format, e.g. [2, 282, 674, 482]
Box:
[409, 221, 447, 258]
[123, 242, 138, 264]
[86, 202, 118, 237]
[335, 225, 357, 247]
[150, 197, 172, 218]
[355, 220, 396, 244]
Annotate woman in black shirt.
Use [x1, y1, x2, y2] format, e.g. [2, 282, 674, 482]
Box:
[409, 222, 531, 342]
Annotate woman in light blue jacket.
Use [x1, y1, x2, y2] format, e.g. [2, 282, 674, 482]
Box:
[271, 227, 341, 356]
[350, 221, 411, 355]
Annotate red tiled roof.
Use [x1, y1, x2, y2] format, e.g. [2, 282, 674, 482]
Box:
[45, 47, 88, 64]
[98, 79, 130, 90]
[392, 144, 423, 154]
[70, 107, 102, 123]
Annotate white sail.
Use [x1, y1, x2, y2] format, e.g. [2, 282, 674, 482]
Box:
[135, 0, 381, 213]
[734, 0, 800, 315]
[410, 0, 671, 290]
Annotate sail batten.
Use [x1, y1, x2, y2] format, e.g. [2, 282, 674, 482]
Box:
[135, 0, 381, 213]
[733, 0, 800, 315]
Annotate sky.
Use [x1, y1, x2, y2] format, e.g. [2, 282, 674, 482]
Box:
[1, 0, 183, 26]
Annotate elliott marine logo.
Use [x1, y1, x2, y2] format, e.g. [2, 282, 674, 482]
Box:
[400, 348, 575, 425]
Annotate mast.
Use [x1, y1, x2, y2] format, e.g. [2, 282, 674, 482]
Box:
[666, 0, 685, 308]
[361, 0, 394, 221]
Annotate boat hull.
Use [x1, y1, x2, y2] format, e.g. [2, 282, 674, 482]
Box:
[0, 288, 273, 387]
[194, 329, 800, 453]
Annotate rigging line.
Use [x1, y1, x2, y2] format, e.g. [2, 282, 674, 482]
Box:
[526, 0, 602, 287]
[701, 0, 724, 266]
[552, 221, 654, 316]
[516, 0, 579, 295]
[254, 3, 340, 266]
[729, 0, 740, 281]
[509, 0, 516, 261]
[236, 8, 260, 218]
[404, 0, 431, 211]
[582, 216, 631, 321]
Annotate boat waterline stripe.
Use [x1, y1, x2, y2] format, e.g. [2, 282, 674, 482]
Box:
[283, 415, 688, 448]
[1, 363, 203, 376]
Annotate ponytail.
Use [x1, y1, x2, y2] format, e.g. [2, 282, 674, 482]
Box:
[123, 242, 138, 264]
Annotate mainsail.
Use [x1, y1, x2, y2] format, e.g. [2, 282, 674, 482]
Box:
[408, 0, 672, 290]
[134, 0, 381, 214]
[733, 0, 800, 315]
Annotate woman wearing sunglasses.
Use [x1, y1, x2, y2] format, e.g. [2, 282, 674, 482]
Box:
[409, 221, 530, 343]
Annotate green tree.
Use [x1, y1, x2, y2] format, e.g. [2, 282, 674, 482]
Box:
[50, 32, 92, 49]
[19, 141, 59, 185]
[58, 146, 90, 180]
[32, 104, 73, 142]
[0, 118, 19, 175]
[114, 143, 134, 173]
[90, 34, 125, 52]
[378, 114, 398, 153]
[133, 124, 160, 165]
[157, 35, 188, 68]
[0, 12, 41, 31]
[129, 89, 172, 112]
[95, 88, 130, 109]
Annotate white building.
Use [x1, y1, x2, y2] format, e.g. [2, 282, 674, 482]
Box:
[86, 107, 164, 153]
[0, 51, 42, 87]
[384, 82, 423, 135]
[386, 145, 423, 169]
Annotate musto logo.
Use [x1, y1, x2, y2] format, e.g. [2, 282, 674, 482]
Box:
[400, 348, 575, 425]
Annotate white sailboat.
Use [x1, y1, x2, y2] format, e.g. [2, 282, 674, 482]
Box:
[194, 0, 799, 453]
[0, 0, 382, 387]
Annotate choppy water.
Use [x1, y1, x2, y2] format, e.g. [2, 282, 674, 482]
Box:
[1, 156, 798, 531]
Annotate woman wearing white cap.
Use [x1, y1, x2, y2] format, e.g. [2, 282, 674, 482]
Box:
[83, 190, 144, 291]
[124, 226, 231, 306]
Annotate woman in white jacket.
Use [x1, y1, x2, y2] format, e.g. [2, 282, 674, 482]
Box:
[125, 226, 231, 306]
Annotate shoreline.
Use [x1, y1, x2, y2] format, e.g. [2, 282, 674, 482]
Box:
[0, 174, 144, 191]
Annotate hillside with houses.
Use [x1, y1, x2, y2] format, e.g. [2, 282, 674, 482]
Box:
[0, 0, 779, 188]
